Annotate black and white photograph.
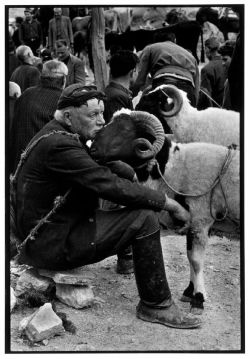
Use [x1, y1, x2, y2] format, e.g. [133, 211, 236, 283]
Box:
[4, 1, 245, 354]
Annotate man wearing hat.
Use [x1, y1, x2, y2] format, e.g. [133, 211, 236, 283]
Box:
[198, 36, 227, 109]
[14, 84, 201, 330]
[131, 31, 200, 107]
[19, 8, 43, 55]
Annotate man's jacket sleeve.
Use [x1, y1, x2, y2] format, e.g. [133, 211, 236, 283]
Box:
[46, 138, 166, 211]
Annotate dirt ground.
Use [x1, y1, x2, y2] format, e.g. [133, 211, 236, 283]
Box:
[9, 227, 242, 353]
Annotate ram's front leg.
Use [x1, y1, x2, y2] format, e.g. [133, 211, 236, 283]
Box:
[181, 225, 210, 314]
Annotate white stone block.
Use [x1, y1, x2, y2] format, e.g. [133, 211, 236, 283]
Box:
[24, 303, 65, 342]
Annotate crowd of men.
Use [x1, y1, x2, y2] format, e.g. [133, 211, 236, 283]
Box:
[8, 6, 242, 331]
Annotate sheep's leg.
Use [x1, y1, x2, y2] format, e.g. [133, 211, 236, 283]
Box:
[181, 226, 209, 314]
[181, 266, 195, 302]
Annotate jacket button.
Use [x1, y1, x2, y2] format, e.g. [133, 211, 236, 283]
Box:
[89, 217, 94, 222]
[91, 242, 95, 246]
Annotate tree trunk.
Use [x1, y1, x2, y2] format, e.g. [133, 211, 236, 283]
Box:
[90, 8, 108, 92]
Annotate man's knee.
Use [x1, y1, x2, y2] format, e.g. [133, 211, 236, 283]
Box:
[138, 209, 160, 236]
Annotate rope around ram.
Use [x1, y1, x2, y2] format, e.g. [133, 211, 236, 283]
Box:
[155, 147, 236, 221]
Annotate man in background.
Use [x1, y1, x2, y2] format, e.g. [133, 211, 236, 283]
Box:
[198, 36, 227, 109]
[10, 45, 41, 92]
[19, 8, 43, 55]
[48, 8, 74, 54]
[104, 50, 139, 123]
[10, 60, 68, 173]
[55, 39, 85, 86]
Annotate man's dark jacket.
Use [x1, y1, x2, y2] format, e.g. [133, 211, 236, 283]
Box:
[104, 82, 133, 123]
[19, 19, 43, 46]
[200, 55, 227, 107]
[16, 120, 166, 270]
[10, 63, 41, 93]
[10, 77, 63, 173]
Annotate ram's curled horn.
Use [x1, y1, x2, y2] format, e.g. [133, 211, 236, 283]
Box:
[130, 111, 165, 159]
[150, 84, 183, 117]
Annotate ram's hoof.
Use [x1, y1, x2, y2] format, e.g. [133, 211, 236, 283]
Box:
[190, 292, 205, 315]
[181, 281, 194, 302]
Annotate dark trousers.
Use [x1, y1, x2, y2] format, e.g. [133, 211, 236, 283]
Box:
[152, 76, 197, 107]
[90, 207, 160, 264]
[18, 207, 160, 270]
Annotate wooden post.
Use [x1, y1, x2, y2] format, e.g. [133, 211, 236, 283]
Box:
[90, 7, 108, 92]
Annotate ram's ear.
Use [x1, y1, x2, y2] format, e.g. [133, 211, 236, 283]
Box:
[133, 138, 154, 160]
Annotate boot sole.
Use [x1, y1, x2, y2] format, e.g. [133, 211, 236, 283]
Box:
[137, 312, 202, 329]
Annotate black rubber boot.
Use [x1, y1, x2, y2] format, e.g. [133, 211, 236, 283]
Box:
[117, 246, 133, 274]
[132, 230, 202, 329]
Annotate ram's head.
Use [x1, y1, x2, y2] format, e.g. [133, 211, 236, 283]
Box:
[136, 84, 185, 133]
[91, 109, 165, 168]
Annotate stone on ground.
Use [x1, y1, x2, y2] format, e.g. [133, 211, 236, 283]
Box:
[22, 303, 65, 342]
[38, 268, 96, 285]
[15, 268, 54, 297]
[56, 284, 95, 309]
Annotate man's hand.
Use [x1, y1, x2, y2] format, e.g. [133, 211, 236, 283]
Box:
[106, 161, 137, 182]
[164, 194, 190, 233]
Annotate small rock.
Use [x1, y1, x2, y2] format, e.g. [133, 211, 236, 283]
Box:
[15, 268, 54, 297]
[129, 338, 137, 344]
[24, 303, 65, 342]
[75, 343, 96, 351]
[94, 296, 105, 304]
[10, 287, 17, 312]
[10, 262, 31, 276]
[56, 284, 95, 309]
[19, 313, 36, 332]
[41, 339, 49, 346]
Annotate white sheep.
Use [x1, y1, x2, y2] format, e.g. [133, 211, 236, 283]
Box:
[144, 139, 240, 313]
[144, 84, 240, 147]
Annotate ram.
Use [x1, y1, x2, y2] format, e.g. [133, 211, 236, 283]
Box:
[91, 109, 240, 313]
[136, 84, 240, 148]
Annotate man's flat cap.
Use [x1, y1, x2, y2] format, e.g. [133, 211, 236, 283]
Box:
[57, 84, 106, 110]
[24, 8, 33, 13]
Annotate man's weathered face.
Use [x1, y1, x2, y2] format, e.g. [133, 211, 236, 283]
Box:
[56, 45, 70, 62]
[54, 8, 62, 18]
[24, 11, 32, 21]
[68, 99, 105, 141]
